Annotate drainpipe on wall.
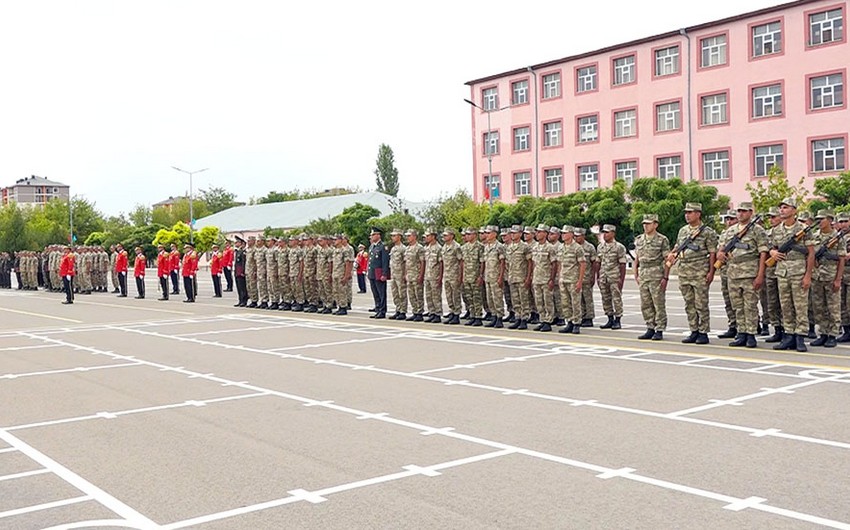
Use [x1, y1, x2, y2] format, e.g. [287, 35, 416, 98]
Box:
[527, 66, 540, 196]
[679, 28, 694, 181]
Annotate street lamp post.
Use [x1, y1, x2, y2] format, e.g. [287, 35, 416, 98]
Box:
[171, 166, 208, 244]
[464, 98, 499, 207]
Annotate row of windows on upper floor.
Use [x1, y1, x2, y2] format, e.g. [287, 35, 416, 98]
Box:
[482, 136, 846, 198]
[479, 7, 844, 109]
[479, 71, 844, 154]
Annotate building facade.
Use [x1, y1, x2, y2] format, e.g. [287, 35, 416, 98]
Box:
[465, 0, 847, 205]
[1, 176, 70, 206]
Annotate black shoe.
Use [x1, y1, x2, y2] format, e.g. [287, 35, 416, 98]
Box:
[774, 334, 795, 350]
[729, 334, 748, 347]
[484, 317, 497, 328]
[334, 308, 348, 315]
[492, 317, 504, 328]
[368, 307, 376, 312]
[258, 302, 268, 310]
[449, 314, 461, 325]
[183, 299, 195, 303]
[837, 325, 850, 343]
[682, 331, 698, 344]
[292, 304, 303, 312]
[505, 312, 516, 323]
[807, 324, 817, 339]
[391, 312, 402, 320]
[746, 334, 757, 348]
[247, 302, 257, 308]
[471, 318, 483, 327]
[572, 325, 581, 334]
[281, 303, 291, 311]
[534, 323, 552, 332]
[765, 326, 784, 343]
[269, 303, 279, 310]
[529, 313, 540, 325]
[61, 300, 73, 304]
[412, 314, 424, 322]
[305, 305, 317, 313]
[559, 322, 574, 334]
[824, 335, 837, 348]
[464, 318, 476, 326]
[321, 308, 333, 314]
[600, 316, 614, 329]
[374, 312, 386, 319]
[158, 298, 168, 301]
[695, 333, 709, 345]
[611, 317, 621, 330]
[810, 334, 828, 347]
[717, 327, 738, 339]
[395, 313, 407, 321]
[554, 318, 565, 326]
[134, 296, 144, 299]
[517, 319, 528, 330]
[758, 322, 770, 336]
[638, 329, 654, 340]
[580, 318, 594, 327]
[460, 311, 470, 320]
[233, 302, 241, 307]
[796, 334, 808, 352]
[652, 330, 663, 341]
[483, 312, 493, 321]
[429, 314, 441, 323]
[508, 318, 523, 330]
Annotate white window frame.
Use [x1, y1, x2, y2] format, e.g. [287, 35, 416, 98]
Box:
[576, 65, 597, 93]
[654, 46, 680, 76]
[513, 126, 530, 151]
[701, 93, 728, 125]
[614, 109, 637, 138]
[542, 73, 561, 99]
[513, 172, 531, 196]
[511, 80, 528, 105]
[543, 121, 561, 147]
[702, 150, 730, 181]
[700, 35, 727, 67]
[752, 84, 783, 118]
[613, 55, 635, 85]
[754, 144, 784, 177]
[578, 165, 599, 191]
[657, 156, 682, 180]
[812, 138, 846, 172]
[484, 175, 501, 198]
[544, 168, 562, 194]
[809, 8, 844, 46]
[483, 131, 499, 156]
[753, 21, 782, 57]
[482, 87, 498, 111]
[810, 73, 844, 110]
[656, 101, 681, 131]
[577, 115, 598, 143]
[615, 161, 638, 185]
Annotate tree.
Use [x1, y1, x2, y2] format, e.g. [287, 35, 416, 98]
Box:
[0, 203, 28, 252]
[128, 204, 152, 227]
[374, 143, 400, 196]
[84, 231, 108, 246]
[151, 199, 209, 227]
[745, 166, 809, 214]
[419, 189, 475, 230]
[194, 226, 222, 253]
[812, 170, 850, 209]
[367, 212, 423, 237]
[198, 186, 239, 214]
[336, 203, 381, 248]
[252, 187, 358, 205]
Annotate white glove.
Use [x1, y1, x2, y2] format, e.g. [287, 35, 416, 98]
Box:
[65, 275, 71, 281]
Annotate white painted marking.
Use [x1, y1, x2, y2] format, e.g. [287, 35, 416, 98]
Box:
[96, 412, 117, 419]
[442, 379, 469, 386]
[724, 496, 767, 511]
[0, 344, 60, 352]
[501, 388, 529, 395]
[749, 428, 782, 438]
[303, 400, 334, 407]
[41, 519, 149, 530]
[760, 387, 795, 394]
[356, 412, 389, 420]
[402, 464, 442, 477]
[185, 401, 206, 407]
[420, 427, 455, 436]
[0, 468, 50, 482]
[286, 488, 327, 504]
[596, 467, 636, 479]
[0, 447, 16, 454]
[0, 496, 92, 519]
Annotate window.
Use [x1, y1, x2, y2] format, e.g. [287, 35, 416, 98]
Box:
[542, 73, 561, 99]
[810, 73, 844, 110]
[578, 164, 599, 190]
[513, 126, 530, 151]
[754, 144, 784, 177]
[701, 34, 727, 67]
[753, 84, 783, 118]
[576, 65, 597, 93]
[656, 101, 681, 132]
[577, 115, 598, 143]
[482, 87, 498, 111]
[701, 93, 728, 125]
[512, 80, 528, 105]
[809, 8, 843, 46]
[813, 138, 846, 172]
[655, 46, 680, 76]
[483, 131, 499, 156]
[513, 172, 531, 196]
[702, 150, 730, 181]
[614, 109, 637, 138]
[657, 156, 682, 180]
[484, 175, 501, 199]
[613, 55, 636, 85]
[615, 161, 638, 185]
[544, 168, 562, 194]
[753, 21, 782, 57]
[543, 121, 562, 147]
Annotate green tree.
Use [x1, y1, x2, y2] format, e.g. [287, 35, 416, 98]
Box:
[336, 203, 381, 248]
[812, 170, 850, 209]
[152, 199, 210, 227]
[419, 189, 475, 230]
[745, 166, 809, 214]
[84, 231, 108, 246]
[367, 212, 423, 237]
[198, 186, 239, 214]
[124, 224, 166, 261]
[194, 226, 221, 253]
[0, 203, 29, 252]
[301, 217, 341, 237]
[128, 204, 152, 227]
[374, 143, 400, 196]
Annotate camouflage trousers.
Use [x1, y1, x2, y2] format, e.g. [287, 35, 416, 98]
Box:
[552, 284, 562, 319]
[598, 275, 623, 318]
[247, 267, 258, 302]
[728, 277, 760, 335]
[509, 282, 532, 320]
[444, 277, 462, 315]
[346, 277, 352, 307]
[532, 282, 555, 324]
[811, 279, 840, 336]
[289, 274, 304, 304]
[391, 277, 408, 314]
[580, 281, 595, 320]
[485, 279, 504, 318]
[332, 276, 347, 306]
[406, 279, 424, 314]
[462, 280, 482, 318]
[841, 282, 850, 326]
[318, 276, 332, 306]
[720, 275, 736, 327]
[257, 267, 268, 303]
[50, 271, 60, 290]
[425, 279, 442, 315]
[776, 275, 809, 335]
[112, 270, 120, 291]
[639, 279, 667, 331]
[765, 276, 782, 326]
[503, 279, 513, 313]
[268, 270, 280, 304]
[304, 273, 318, 305]
[279, 271, 292, 303]
[559, 280, 583, 324]
[808, 289, 814, 331]
[679, 276, 711, 333]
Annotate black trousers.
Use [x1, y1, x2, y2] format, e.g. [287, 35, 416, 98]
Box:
[170, 271, 180, 294]
[118, 272, 127, 296]
[159, 276, 169, 299]
[183, 276, 195, 301]
[135, 276, 145, 298]
[357, 274, 366, 293]
[235, 276, 248, 305]
[212, 274, 222, 297]
[370, 278, 387, 315]
[63, 276, 74, 303]
[223, 267, 233, 291]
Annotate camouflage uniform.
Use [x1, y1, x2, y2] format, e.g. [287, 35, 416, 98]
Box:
[441, 230, 463, 318]
[523, 228, 539, 317]
[576, 230, 598, 324]
[389, 231, 408, 316]
[770, 216, 814, 337]
[840, 213, 850, 341]
[718, 211, 768, 338]
[303, 240, 319, 309]
[557, 231, 586, 326]
[674, 209, 718, 335]
[764, 209, 783, 334]
[500, 229, 514, 317]
[404, 235, 425, 317]
[246, 239, 258, 304]
[288, 238, 305, 307]
[506, 227, 532, 322]
[634, 217, 671, 333]
[266, 240, 280, 307]
[423, 234, 443, 318]
[316, 238, 333, 309]
[255, 238, 269, 305]
[597, 229, 627, 321]
[810, 212, 846, 342]
[482, 227, 506, 321]
[332, 239, 355, 308]
[460, 229, 483, 320]
[277, 240, 291, 308]
[531, 226, 558, 326]
[718, 211, 739, 334]
[548, 228, 564, 322]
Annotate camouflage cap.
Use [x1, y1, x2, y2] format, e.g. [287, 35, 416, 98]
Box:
[725, 209, 737, 219]
[642, 214, 659, 224]
[684, 202, 702, 212]
[737, 201, 754, 211]
[601, 224, 617, 232]
[462, 227, 475, 235]
[478, 227, 486, 234]
[298, 232, 308, 240]
[798, 211, 813, 221]
[317, 235, 327, 240]
[573, 227, 587, 235]
[523, 226, 534, 234]
[499, 228, 509, 236]
[510, 224, 522, 233]
[779, 197, 797, 208]
[442, 227, 456, 236]
[535, 223, 549, 232]
[836, 212, 850, 222]
[424, 227, 437, 236]
[257, 235, 266, 240]
[815, 209, 835, 220]
[247, 236, 257, 240]
[561, 225, 574, 233]
[404, 228, 418, 237]
[390, 228, 404, 236]
[548, 226, 561, 234]
[767, 206, 780, 217]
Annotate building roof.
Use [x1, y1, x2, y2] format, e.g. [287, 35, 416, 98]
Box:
[465, 0, 818, 85]
[8, 176, 68, 188]
[194, 191, 426, 233]
[152, 196, 187, 207]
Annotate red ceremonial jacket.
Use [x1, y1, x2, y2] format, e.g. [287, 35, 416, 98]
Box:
[59, 254, 76, 277]
[134, 254, 146, 277]
[210, 252, 222, 275]
[182, 251, 197, 277]
[157, 251, 170, 277]
[170, 250, 181, 272]
[115, 250, 129, 273]
[222, 247, 233, 268]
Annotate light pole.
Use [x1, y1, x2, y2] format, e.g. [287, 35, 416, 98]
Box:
[69, 196, 74, 245]
[171, 166, 208, 244]
[464, 98, 504, 207]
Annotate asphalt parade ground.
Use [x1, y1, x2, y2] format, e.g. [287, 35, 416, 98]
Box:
[1, 276, 850, 529]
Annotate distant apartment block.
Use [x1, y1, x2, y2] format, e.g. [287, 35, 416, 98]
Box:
[465, 0, 847, 205]
[1, 176, 70, 206]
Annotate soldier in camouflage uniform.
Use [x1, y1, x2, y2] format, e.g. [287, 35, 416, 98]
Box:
[404, 229, 426, 321]
[764, 207, 785, 342]
[716, 202, 768, 348]
[500, 229, 515, 321]
[331, 234, 355, 315]
[315, 235, 332, 312]
[245, 237, 259, 308]
[265, 237, 280, 309]
[799, 210, 818, 338]
[809, 209, 845, 347]
[575, 228, 598, 327]
[389, 229, 408, 320]
[461, 228, 484, 326]
[717, 210, 739, 338]
[277, 237, 291, 310]
[597, 224, 627, 330]
[634, 214, 671, 340]
[547, 226, 565, 326]
[302, 235, 319, 312]
[523, 227, 540, 323]
[531, 224, 558, 332]
[556, 226, 586, 334]
[288, 236, 306, 311]
[254, 236, 269, 309]
[109, 245, 119, 293]
[441, 228, 463, 325]
[506, 225, 532, 330]
[341, 234, 355, 309]
[423, 228, 444, 323]
[482, 225, 506, 328]
[669, 203, 718, 344]
[768, 197, 815, 352]
[838, 212, 850, 342]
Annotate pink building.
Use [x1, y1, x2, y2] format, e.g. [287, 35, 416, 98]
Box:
[465, 0, 847, 206]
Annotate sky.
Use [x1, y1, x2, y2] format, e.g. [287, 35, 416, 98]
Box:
[0, 0, 785, 217]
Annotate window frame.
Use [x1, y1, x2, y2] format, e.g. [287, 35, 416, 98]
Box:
[512, 170, 532, 197]
[574, 62, 599, 95]
[750, 140, 787, 179]
[543, 166, 564, 195]
[613, 159, 639, 186]
[808, 133, 848, 173]
[575, 113, 600, 145]
[652, 43, 681, 78]
[510, 77, 530, 106]
[576, 162, 601, 191]
[654, 98, 683, 134]
[805, 5, 845, 49]
[749, 80, 785, 122]
[481, 85, 499, 112]
[482, 130, 500, 156]
[611, 52, 637, 87]
[699, 148, 733, 182]
[612, 107, 639, 140]
[655, 152, 684, 180]
[542, 119, 563, 149]
[697, 31, 730, 70]
[748, 17, 785, 61]
[540, 70, 563, 100]
[698, 90, 730, 128]
[512, 124, 532, 153]
[806, 68, 846, 113]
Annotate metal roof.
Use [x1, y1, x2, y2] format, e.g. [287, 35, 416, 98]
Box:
[9, 176, 69, 188]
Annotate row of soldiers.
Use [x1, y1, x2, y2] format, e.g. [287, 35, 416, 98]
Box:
[0, 247, 113, 292]
[240, 233, 356, 315]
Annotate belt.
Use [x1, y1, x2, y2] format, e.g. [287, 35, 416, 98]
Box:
[730, 254, 759, 263]
[640, 260, 662, 267]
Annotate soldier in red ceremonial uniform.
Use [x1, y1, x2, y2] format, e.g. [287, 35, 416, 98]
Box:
[182, 243, 197, 302]
[210, 244, 223, 298]
[115, 244, 129, 297]
[156, 244, 170, 301]
[222, 241, 234, 292]
[170, 243, 181, 295]
[133, 246, 146, 299]
[59, 246, 75, 304]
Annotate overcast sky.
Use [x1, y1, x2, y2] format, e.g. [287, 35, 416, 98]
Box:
[0, 0, 782, 217]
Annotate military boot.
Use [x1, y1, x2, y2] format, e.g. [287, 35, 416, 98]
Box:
[558, 322, 574, 334]
[508, 318, 523, 330]
[717, 327, 737, 339]
[773, 333, 795, 350]
[611, 317, 622, 330]
[729, 334, 748, 347]
[580, 318, 594, 327]
[796, 334, 808, 352]
[837, 325, 850, 343]
[599, 315, 614, 329]
[638, 329, 654, 340]
[807, 324, 817, 339]
[810, 334, 828, 347]
[765, 326, 784, 343]
[682, 331, 699, 344]
[824, 336, 837, 348]
[745, 334, 758, 348]
[516, 319, 528, 330]
[534, 322, 552, 332]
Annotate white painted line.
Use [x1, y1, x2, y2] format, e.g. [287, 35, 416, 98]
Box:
[749, 428, 782, 438]
[0, 344, 61, 352]
[724, 496, 767, 511]
[0, 496, 92, 519]
[570, 399, 599, 407]
[2, 362, 141, 381]
[41, 519, 151, 530]
[286, 489, 327, 504]
[501, 388, 529, 395]
[402, 464, 442, 477]
[96, 412, 118, 419]
[0, 447, 16, 454]
[356, 412, 389, 420]
[596, 467, 636, 479]
[419, 427, 455, 436]
[0, 468, 50, 482]
[303, 400, 334, 407]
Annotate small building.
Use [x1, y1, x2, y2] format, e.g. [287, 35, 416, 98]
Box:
[1, 176, 70, 206]
[152, 196, 188, 210]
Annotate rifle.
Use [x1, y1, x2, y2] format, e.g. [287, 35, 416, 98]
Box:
[814, 228, 850, 261]
[665, 224, 708, 269]
[714, 215, 762, 270]
[766, 224, 816, 267]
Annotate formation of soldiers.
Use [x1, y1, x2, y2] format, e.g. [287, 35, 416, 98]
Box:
[0, 246, 111, 292]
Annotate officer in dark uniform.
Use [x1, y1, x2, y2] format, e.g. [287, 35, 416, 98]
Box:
[233, 236, 248, 307]
[368, 227, 390, 319]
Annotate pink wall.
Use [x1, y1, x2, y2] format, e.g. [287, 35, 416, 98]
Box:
[467, 0, 848, 207]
